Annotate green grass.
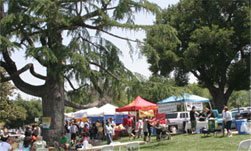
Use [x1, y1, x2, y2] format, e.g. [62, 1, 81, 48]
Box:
[113, 133, 251, 151]
[50, 133, 250, 150]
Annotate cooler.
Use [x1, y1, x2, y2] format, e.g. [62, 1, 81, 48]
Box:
[208, 118, 218, 132]
[236, 119, 248, 134]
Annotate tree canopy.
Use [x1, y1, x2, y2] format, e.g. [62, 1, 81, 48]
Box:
[0, 68, 26, 125]
[143, 0, 250, 111]
[0, 0, 175, 145]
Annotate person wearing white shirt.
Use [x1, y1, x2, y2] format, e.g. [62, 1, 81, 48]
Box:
[225, 107, 233, 137]
[138, 118, 143, 138]
[0, 135, 12, 151]
[78, 121, 84, 136]
[104, 121, 113, 144]
[70, 122, 78, 144]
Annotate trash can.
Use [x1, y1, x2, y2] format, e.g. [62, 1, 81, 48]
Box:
[236, 119, 248, 134]
[208, 118, 218, 132]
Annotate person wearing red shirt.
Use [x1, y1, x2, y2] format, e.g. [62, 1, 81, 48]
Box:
[127, 115, 134, 140]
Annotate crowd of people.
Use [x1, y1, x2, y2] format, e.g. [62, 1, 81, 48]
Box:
[189, 106, 233, 137]
[0, 124, 47, 151]
[0, 106, 234, 150]
[61, 118, 116, 150]
[59, 115, 167, 150]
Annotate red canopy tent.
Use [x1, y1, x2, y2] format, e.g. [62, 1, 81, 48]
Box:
[116, 96, 158, 112]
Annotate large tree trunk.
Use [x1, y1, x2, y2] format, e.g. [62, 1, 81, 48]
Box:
[209, 88, 232, 112]
[42, 79, 65, 146]
[212, 93, 228, 112]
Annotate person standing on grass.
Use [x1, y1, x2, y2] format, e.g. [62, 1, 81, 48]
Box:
[70, 121, 78, 145]
[137, 118, 143, 138]
[110, 117, 116, 126]
[224, 107, 233, 137]
[90, 122, 98, 140]
[104, 120, 113, 144]
[78, 120, 84, 136]
[143, 117, 148, 142]
[190, 106, 197, 134]
[222, 106, 227, 137]
[155, 120, 161, 141]
[147, 117, 153, 142]
[96, 119, 103, 140]
[127, 115, 134, 140]
[132, 117, 136, 139]
[205, 107, 215, 119]
[198, 111, 206, 121]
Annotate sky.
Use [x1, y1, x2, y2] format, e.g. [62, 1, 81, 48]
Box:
[8, 0, 194, 100]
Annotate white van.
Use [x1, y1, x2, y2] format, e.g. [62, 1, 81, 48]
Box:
[165, 112, 190, 133]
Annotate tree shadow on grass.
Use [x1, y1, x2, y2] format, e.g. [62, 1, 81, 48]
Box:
[141, 141, 174, 149]
[200, 135, 211, 138]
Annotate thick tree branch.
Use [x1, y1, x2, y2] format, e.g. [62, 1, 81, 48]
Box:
[1, 50, 45, 97]
[89, 73, 104, 97]
[64, 76, 76, 90]
[0, 63, 32, 82]
[225, 87, 233, 101]
[29, 64, 47, 80]
[80, 37, 100, 48]
[99, 29, 139, 42]
[82, 23, 140, 42]
[1, 62, 47, 81]
[89, 61, 120, 81]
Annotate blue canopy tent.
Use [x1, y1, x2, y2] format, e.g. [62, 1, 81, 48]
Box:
[157, 93, 212, 111]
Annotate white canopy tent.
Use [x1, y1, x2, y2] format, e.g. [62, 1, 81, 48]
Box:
[69, 104, 128, 120]
[73, 107, 101, 119]
[98, 103, 127, 115]
[64, 112, 74, 119]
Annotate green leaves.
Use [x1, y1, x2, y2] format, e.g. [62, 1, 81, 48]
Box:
[0, 68, 26, 125]
[26, 46, 58, 63]
[143, 0, 250, 110]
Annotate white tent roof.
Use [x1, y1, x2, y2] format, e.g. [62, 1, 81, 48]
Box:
[99, 103, 127, 115]
[71, 104, 128, 119]
[64, 112, 74, 118]
[73, 107, 101, 119]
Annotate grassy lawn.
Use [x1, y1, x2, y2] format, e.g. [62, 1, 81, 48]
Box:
[113, 133, 251, 151]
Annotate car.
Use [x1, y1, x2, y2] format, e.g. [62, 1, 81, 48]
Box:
[211, 109, 223, 127]
[231, 107, 251, 129]
[165, 111, 190, 133]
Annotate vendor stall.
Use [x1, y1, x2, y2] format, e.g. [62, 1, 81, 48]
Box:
[116, 96, 158, 112]
[115, 96, 158, 136]
[157, 93, 211, 112]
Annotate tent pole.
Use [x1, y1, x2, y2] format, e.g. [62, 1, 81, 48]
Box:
[209, 101, 212, 110]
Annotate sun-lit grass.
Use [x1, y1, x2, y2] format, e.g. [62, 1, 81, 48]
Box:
[50, 132, 250, 151]
[113, 133, 251, 151]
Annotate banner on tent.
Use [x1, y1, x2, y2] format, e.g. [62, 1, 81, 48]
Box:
[186, 102, 203, 111]
[139, 110, 154, 118]
[158, 103, 177, 113]
[128, 111, 137, 117]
